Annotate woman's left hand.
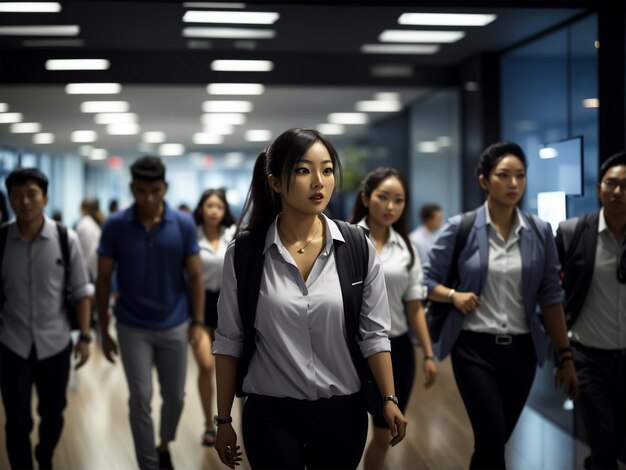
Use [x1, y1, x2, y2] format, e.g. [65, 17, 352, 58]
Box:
[383, 402, 407, 447]
[422, 358, 437, 389]
[553, 360, 579, 400]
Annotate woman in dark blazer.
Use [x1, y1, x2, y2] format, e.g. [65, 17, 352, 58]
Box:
[423, 141, 579, 469]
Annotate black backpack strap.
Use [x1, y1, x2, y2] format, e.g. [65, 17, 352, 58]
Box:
[333, 219, 370, 379]
[447, 211, 476, 286]
[56, 222, 78, 329]
[233, 230, 265, 397]
[566, 214, 588, 259]
[0, 222, 8, 311]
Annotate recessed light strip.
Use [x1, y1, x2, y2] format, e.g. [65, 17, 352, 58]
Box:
[361, 44, 440, 54]
[207, 83, 265, 95]
[379, 30, 465, 43]
[46, 59, 110, 70]
[0, 25, 79, 36]
[0, 2, 61, 12]
[66, 83, 121, 94]
[183, 11, 279, 24]
[182, 27, 275, 39]
[398, 13, 496, 27]
[211, 60, 273, 72]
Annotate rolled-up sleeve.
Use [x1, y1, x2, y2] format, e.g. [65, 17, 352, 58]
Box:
[422, 215, 461, 294]
[537, 221, 566, 307]
[212, 242, 244, 357]
[68, 230, 94, 300]
[358, 238, 391, 358]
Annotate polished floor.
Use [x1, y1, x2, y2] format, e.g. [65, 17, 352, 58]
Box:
[0, 333, 594, 470]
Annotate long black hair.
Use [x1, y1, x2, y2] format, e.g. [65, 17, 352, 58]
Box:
[193, 188, 236, 227]
[238, 128, 342, 233]
[348, 166, 415, 270]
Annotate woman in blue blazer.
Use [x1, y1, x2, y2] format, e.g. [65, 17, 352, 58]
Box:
[423, 142, 579, 469]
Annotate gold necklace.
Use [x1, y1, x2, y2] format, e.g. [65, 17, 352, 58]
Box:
[280, 219, 321, 253]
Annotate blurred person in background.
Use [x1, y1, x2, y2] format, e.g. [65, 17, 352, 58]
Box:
[108, 199, 119, 215]
[191, 188, 236, 447]
[409, 203, 443, 264]
[76, 197, 104, 282]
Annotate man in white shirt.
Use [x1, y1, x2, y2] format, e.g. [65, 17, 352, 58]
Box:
[409, 204, 443, 264]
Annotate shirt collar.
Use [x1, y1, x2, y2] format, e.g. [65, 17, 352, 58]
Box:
[264, 212, 340, 255]
[124, 201, 174, 223]
[356, 217, 403, 246]
[483, 200, 526, 235]
[9, 215, 55, 241]
[598, 207, 608, 234]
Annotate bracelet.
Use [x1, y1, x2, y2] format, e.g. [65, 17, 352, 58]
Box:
[558, 346, 572, 356]
[558, 356, 574, 369]
[423, 355, 435, 362]
[447, 288, 456, 301]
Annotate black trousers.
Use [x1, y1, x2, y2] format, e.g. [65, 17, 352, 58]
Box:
[573, 342, 626, 470]
[451, 331, 536, 470]
[242, 393, 368, 470]
[0, 341, 72, 470]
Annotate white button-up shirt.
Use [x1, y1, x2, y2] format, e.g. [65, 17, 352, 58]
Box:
[571, 209, 626, 349]
[213, 214, 391, 400]
[464, 202, 528, 334]
[198, 224, 235, 292]
[1, 217, 93, 359]
[358, 218, 425, 338]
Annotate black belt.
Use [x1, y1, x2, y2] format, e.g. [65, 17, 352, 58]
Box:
[572, 342, 626, 358]
[460, 331, 531, 346]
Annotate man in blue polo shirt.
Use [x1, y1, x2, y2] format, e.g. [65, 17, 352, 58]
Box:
[96, 156, 205, 470]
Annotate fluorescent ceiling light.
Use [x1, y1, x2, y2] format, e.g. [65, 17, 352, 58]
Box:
[33, 133, 54, 144]
[183, 11, 279, 24]
[379, 30, 465, 43]
[0, 25, 78, 36]
[81, 101, 129, 113]
[159, 143, 186, 156]
[46, 59, 109, 70]
[361, 44, 440, 54]
[202, 122, 235, 135]
[71, 130, 97, 142]
[375, 92, 400, 102]
[356, 100, 402, 112]
[202, 100, 253, 113]
[245, 129, 272, 142]
[201, 113, 247, 125]
[0, 2, 61, 12]
[328, 113, 368, 125]
[582, 98, 599, 108]
[234, 40, 256, 50]
[211, 60, 273, 72]
[0, 112, 22, 123]
[0, 104, 8, 113]
[143, 131, 166, 143]
[187, 39, 212, 49]
[66, 83, 121, 94]
[10, 122, 41, 133]
[183, 2, 245, 8]
[193, 133, 224, 145]
[316, 123, 345, 135]
[107, 123, 140, 135]
[417, 141, 439, 153]
[182, 27, 275, 39]
[207, 83, 265, 95]
[94, 113, 137, 125]
[89, 148, 108, 160]
[437, 136, 452, 147]
[398, 13, 496, 26]
[539, 147, 559, 159]
[371, 64, 413, 78]
[23, 39, 84, 47]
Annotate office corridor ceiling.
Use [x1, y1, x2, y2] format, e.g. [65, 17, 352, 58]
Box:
[0, 1, 590, 157]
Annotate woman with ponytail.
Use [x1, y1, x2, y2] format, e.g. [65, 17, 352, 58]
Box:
[212, 128, 407, 469]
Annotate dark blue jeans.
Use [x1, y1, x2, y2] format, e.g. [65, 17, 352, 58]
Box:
[573, 342, 626, 470]
[0, 341, 72, 470]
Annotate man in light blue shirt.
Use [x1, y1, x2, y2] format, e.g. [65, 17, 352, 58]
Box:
[409, 204, 443, 264]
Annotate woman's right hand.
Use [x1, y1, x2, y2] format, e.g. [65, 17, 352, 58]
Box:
[215, 424, 242, 468]
[451, 292, 481, 315]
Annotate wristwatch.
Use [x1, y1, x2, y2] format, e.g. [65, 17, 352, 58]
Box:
[213, 415, 233, 426]
[78, 333, 92, 343]
[383, 395, 399, 406]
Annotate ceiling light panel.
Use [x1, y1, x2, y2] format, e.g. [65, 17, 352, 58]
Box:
[361, 44, 440, 54]
[94, 113, 137, 124]
[193, 133, 224, 145]
[375, 92, 401, 101]
[89, 148, 108, 160]
[316, 123, 345, 135]
[183, 11, 279, 24]
[328, 113, 368, 125]
[379, 30, 465, 43]
[211, 60, 273, 72]
[0, 25, 78, 36]
[46, 59, 109, 70]
[202, 122, 235, 135]
[0, 2, 61, 12]
[33, 133, 54, 144]
[0, 104, 8, 113]
[66, 83, 122, 94]
[201, 113, 247, 125]
[71, 130, 97, 142]
[202, 101, 253, 113]
[398, 13, 496, 26]
[10, 122, 41, 133]
[107, 123, 140, 135]
[207, 83, 265, 95]
[159, 143, 186, 156]
[355, 100, 402, 112]
[0, 112, 22, 123]
[81, 101, 129, 113]
[143, 131, 166, 143]
[182, 27, 275, 39]
[245, 129, 272, 142]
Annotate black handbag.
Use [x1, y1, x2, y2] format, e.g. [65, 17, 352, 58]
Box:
[426, 211, 476, 343]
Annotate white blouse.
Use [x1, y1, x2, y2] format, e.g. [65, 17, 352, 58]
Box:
[198, 224, 236, 291]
